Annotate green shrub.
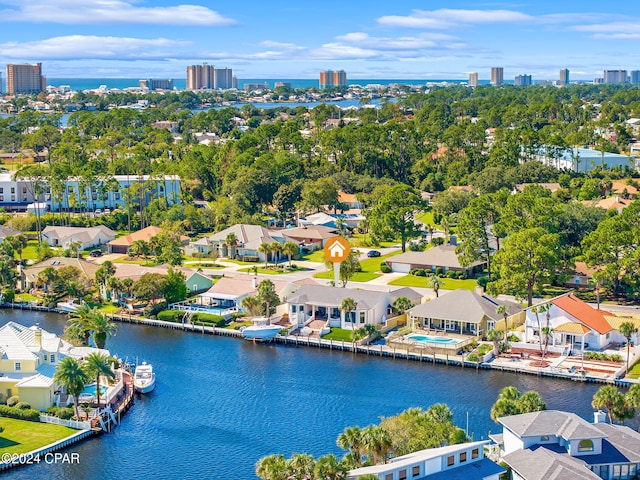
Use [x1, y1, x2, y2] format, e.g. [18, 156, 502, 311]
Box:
[230, 312, 247, 320]
[431, 237, 444, 246]
[157, 310, 185, 322]
[6, 396, 19, 407]
[192, 313, 227, 327]
[144, 301, 168, 318]
[57, 407, 74, 420]
[435, 267, 443, 276]
[477, 276, 489, 288]
[446, 270, 457, 278]
[477, 344, 492, 355]
[15, 402, 31, 410]
[0, 393, 6, 405]
[45, 406, 59, 415]
[507, 334, 520, 342]
[610, 354, 623, 363]
[381, 265, 392, 273]
[467, 353, 479, 363]
[0, 404, 41, 422]
[411, 268, 426, 277]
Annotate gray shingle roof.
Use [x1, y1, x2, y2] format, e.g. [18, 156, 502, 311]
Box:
[499, 411, 605, 441]
[409, 289, 522, 324]
[503, 448, 600, 480]
[387, 245, 484, 269]
[286, 285, 419, 310]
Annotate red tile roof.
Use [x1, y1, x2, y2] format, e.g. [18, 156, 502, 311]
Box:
[552, 294, 613, 335]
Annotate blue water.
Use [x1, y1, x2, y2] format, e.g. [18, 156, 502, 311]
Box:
[1, 309, 603, 479]
[43, 78, 482, 91]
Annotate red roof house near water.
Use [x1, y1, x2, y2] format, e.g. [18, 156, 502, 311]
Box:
[551, 294, 613, 335]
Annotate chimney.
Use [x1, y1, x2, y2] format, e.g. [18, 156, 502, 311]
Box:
[594, 410, 607, 424]
[34, 324, 42, 348]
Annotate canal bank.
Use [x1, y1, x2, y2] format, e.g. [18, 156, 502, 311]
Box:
[1, 309, 607, 479]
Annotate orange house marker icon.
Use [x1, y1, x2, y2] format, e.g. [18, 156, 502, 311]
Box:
[324, 236, 350, 263]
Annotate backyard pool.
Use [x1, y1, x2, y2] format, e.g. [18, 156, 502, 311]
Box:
[81, 383, 108, 397]
[407, 334, 462, 346]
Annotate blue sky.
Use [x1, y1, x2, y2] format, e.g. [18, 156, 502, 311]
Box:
[0, 0, 639, 80]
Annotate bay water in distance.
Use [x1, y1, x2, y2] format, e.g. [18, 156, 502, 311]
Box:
[2, 309, 602, 479]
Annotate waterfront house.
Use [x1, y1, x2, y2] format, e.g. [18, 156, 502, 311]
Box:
[348, 440, 504, 480]
[281, 225, 339, 251]
[185, 270, 215, 294]
[286, 285, 422, 330]
[21, 256, 101, 291]
[408, 289, 523, 338]
[0, 322, 109, 410]
[520, 293, 634, 354]
[106, 226, 189, 255]
[190, 224, 296, 262]
[42, 225, 116, 250]
[385, 245, 486, 275]
[492, 410, 640, 480]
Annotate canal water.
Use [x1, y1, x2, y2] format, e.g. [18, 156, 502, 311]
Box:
[2, 309, 603, 479]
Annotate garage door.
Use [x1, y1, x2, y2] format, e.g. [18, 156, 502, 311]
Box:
[391, 262, 411, 273]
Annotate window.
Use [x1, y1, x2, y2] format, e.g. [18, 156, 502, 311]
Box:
[398, 469, 407, 480]
[11, 187, 15, 194]
[412, 466, 420, 476]
[447, 455, 455, 466]
[359, 312, 365, 324]
[43, 354, 48, 361]
[541, 435, 550, 441]
[471, 448, 479, 459]
[14, 362, 21, 372]
[578, 439, 594, 452]
[50, 354, 55, 363]
[0, 187, 3, 193]
[291, 305, 297, 313]
[115, 193, 121, 200]
[459, 452, 467, 463]
[384, 475, 393, 480]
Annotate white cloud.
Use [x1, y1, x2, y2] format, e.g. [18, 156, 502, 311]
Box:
[0, 0, 235, 26]
[378, 8, 532, 29]
[0, 35, 191, 60]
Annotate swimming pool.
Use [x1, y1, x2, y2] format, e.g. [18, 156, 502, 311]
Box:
[81, 384, 108, 397]
[408, 334, 462, 345]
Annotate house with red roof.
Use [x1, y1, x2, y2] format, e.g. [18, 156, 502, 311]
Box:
[522, 293, 627, 353]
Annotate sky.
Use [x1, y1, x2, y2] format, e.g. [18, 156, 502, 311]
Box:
[0, 0, 639, 80]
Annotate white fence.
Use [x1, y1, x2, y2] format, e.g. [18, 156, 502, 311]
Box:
[40, 414, 92, 430]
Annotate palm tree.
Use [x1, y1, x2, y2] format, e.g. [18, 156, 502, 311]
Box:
[129, 239, 149, 259]
[496, 304, 509, 334]
[619, 321, 638, 374]
[362, 425, 391, 465]
[255, 454, 287, 480]
[592, 385, 626, 424]
[270, 241, 282, 267]
[241, 296, 261, 317]
[337, 425, 364, 467]
[258, 242, 271, 269]
[531, 304, 550, 360]
[89, 310, 118, 349]
[392, 297, 413, 315]
[225, 232, 237, 259]
[54, 357, 89, 420]
[286, 453, 315, 480]
[427, 274, 441, 298]
[282, 241, 299, 268]
[313, 454, 346, 480]
[84, 352, 115, 407]
[340, 297, 357, 327]
[486, 329, 504, 357]
[68, 304, 94, 345]
[257, 279, 279, 320]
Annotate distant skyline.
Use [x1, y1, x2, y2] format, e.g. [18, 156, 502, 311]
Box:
[0, 0, 639, 80]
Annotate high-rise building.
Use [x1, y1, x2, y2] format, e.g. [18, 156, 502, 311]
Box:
[630, 71, 640, 84]
[514, 74, 532, 86]
[6, 63, 46, 94]
[603, 70, 628, 84]
[186, 64, 234, 90]
[559, 69, 569, 86]
[139, 79, 174, 90]
[468, 72, 478, 87]
[319, 70, 347, 88]
[490, 67, 504, 86]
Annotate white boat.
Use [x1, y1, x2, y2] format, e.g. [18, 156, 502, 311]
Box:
[134, 362, 156, 393]
[241, 317, 282, 341]
[56, 299, 80, 313]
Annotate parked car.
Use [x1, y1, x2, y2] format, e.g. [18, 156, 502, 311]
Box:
[367, 250, 381, 257]
[90, 249, 103, 257]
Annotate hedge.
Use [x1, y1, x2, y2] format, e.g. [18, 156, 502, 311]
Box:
[157, 310, 186, 323]
[192, 313, 227, 327]
[0, 404, 42, 422]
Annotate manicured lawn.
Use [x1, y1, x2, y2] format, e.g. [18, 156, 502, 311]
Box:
[225, 320, 253, 330]
[415, 211, 435, 226]
[349, 233, 397, 248]
[111, 257, 158, 266]
[14, 292, 41, 303]
[313, 250, 401, 283]
[0, 418, 77, 456]
[19, 241, 48, 261]
[222, 259, 261, 265]
[628, 362, 640, 379]
[302, 250, 325, 263]
[389, 275, 478, 290]
[238, 265, 309, 275]
[321, 328, 355, 342]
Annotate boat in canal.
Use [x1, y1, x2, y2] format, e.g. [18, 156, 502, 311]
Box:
[134, 362, 156, 393]
[56, 298, 80, 313]
[241, 317, 281, 341]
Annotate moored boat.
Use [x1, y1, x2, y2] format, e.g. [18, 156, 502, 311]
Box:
[241, 317, 282, 341]
[56, 299, 80, 313]
[134, 362, 156, 393]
